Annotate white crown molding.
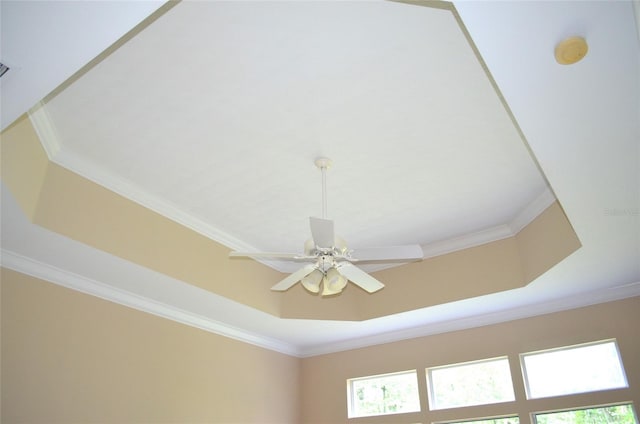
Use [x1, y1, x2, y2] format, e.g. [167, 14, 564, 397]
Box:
[0, 249, 300, 357]
[298, 282, 640, 357]
[509, 187, 556, 233]
[419, 187, 556, 259]
[28, 101, 61, 159]
[420, 224, 513, 259]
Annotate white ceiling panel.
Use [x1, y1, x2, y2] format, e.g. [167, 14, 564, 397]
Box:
[38, 0, 548, 257]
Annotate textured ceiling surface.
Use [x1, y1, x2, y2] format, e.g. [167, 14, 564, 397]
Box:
[1, 0, 639, 356]
[37, 1, 548, 259]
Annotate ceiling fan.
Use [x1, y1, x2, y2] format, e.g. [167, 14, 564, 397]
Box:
[229, 158, 424, 296]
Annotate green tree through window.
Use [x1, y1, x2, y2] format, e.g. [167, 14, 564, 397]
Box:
[428, 357, 515, 409]
[535, 404, 637, 424]
[348, 371, 420, 417]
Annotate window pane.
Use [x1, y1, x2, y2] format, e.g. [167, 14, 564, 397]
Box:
[521, 340, 628, 399]
[446, 417, 519, 424]
[347, 370, 420, 418]
[534, 403, 638, 424]
[427, 357, 515, 410]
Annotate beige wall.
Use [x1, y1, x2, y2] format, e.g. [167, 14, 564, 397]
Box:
[300, 296, 640, 424]
[1, 269, 300, 424]
[3, 268, 639, 424]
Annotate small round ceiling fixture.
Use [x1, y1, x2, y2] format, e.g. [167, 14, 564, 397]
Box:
[555, 36, 588, 65]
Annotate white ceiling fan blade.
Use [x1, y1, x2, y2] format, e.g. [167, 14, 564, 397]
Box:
[310, 217, 335, 248]
[271, 263, 318, 291]
[350, 245, 424, 263]
[229, 251, 315, 261]
[336, 262, 385, 293]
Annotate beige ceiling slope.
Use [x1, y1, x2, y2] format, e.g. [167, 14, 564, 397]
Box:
[1, 115, 579, 321]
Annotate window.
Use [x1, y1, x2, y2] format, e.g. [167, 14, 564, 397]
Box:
[521, 339, 628, 399]
[533, 403, 637, 424]
[347, 370, 420, 418]
[346, 339, 634, 422]
[427, 357, 515, 410]
[442, 416, 520, 424]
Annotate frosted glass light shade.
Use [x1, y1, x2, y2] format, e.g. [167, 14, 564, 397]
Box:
[301, 269, 323, 293]
[322, 267, 348, 296]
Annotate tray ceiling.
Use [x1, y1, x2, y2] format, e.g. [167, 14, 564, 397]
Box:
[1, 0, 638, 356]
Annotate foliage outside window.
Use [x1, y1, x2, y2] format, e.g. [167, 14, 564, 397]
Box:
[427, 357, 515, 410]
[533, 403, 637, 424]
[521, 340, 628, 399]
[347, 370, 420, 418]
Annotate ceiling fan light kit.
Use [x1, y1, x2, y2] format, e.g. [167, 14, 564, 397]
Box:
[230, 158, 424, 296]
[323, 267, 348, 296]
[301, 269, 324, 294]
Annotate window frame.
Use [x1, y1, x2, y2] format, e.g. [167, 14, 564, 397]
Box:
[434, 414, 521, 424]
[346, 369, 421, 419]
[426, 356, 516, 411]
[530, 402, 638, 424]
[519, 339, 629, 400]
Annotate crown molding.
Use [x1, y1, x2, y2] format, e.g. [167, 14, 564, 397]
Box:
[28, 101, 61, 159]
[0, 249, 300, 357]
[298, 282, 640, 357]
[509, 187, 557, 233]
[420, 224, 513, 259]
[419, 187, 556, 259]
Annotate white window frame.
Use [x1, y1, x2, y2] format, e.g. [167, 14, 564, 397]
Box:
[426, 356, 515, 411]
[346, 369, 421, 419]
[520, 339, 629, 400]
[530, 402, 638, 424]
[435, 414, 520, 424]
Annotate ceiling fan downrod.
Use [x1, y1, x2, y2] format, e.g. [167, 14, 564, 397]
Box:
[314, 157, 332, 220]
